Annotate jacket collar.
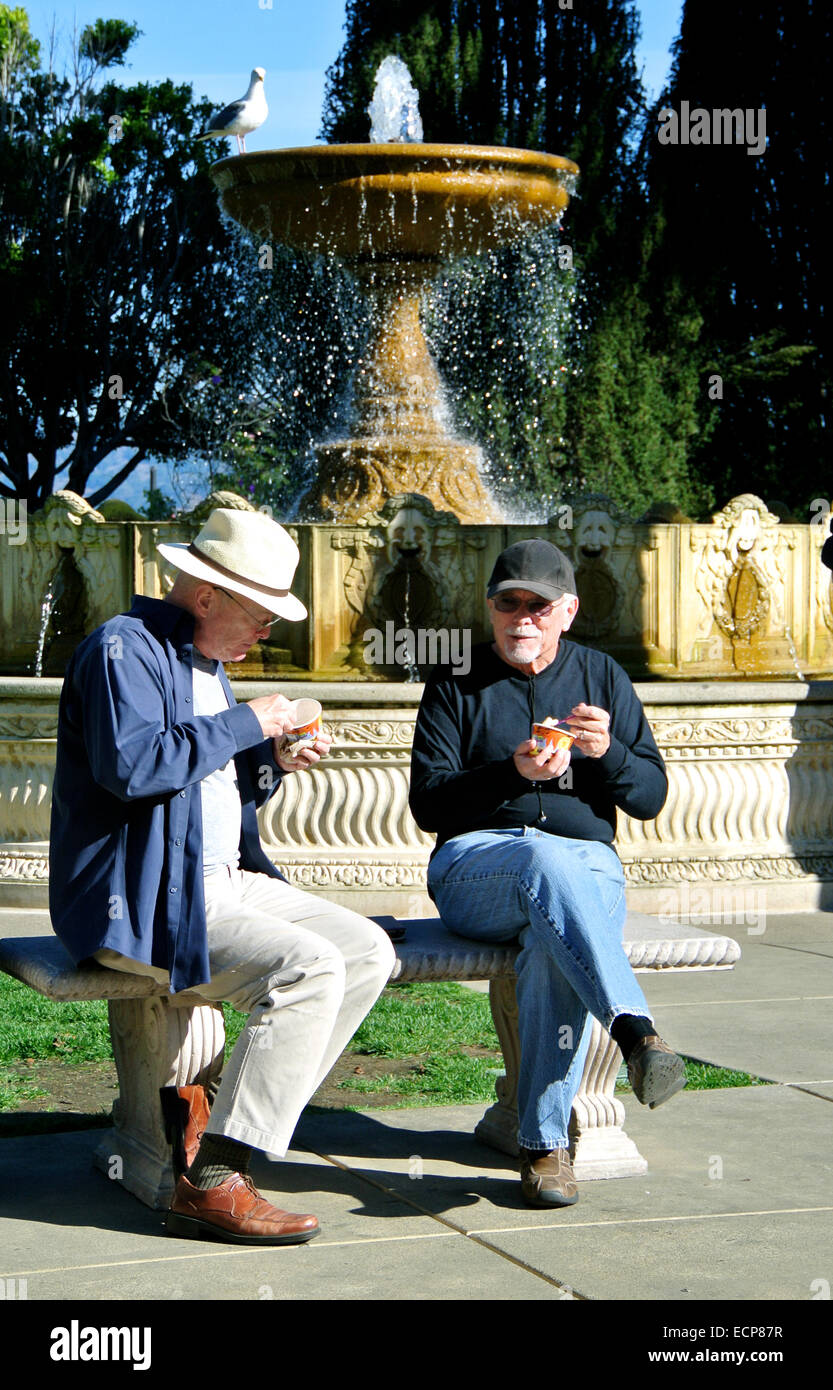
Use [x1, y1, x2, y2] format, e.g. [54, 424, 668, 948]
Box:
[128, 595, 196, 653]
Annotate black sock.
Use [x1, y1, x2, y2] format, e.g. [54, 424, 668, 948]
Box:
[610, 1014, 656, 1062]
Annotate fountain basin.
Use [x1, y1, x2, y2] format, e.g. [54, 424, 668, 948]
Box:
[211, 144, 578, 259]
[212, 143, 578, 522]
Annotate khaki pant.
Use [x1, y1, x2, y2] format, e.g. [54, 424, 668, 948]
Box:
[96, 868, 395, 1156]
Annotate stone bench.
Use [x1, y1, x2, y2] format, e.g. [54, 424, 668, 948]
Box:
[0, 913, 740, 1209]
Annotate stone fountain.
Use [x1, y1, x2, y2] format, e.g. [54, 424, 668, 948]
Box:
[210, 60, 577, 524]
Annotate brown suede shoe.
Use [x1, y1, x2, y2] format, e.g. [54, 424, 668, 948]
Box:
[519, 1147, 578, 1208]
[627, 1035, 687, 1109]
[165, 1172, 320, 1245]
[160, 1085, 212, 1179]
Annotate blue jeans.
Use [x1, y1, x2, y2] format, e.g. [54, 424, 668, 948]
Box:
[428, 827, 653, 1152]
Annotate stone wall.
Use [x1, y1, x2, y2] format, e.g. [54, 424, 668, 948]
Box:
[3, 490, 833, 682]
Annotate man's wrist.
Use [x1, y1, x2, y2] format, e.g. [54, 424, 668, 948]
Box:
[596, 734, 627, 775]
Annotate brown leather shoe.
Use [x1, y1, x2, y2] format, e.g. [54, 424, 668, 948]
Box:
[519, 1147, 578, 1208]
[165, 1172, 320, 1245]
[160, 1085, 211, 1179]
[627, 1034, 687, 1109]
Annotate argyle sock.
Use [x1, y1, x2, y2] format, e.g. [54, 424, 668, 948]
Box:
[187, 1134, 254, 1189]
[609, 1013, 656, 1062]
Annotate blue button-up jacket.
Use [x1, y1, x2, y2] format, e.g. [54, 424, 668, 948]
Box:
[49, 596, 286, 993]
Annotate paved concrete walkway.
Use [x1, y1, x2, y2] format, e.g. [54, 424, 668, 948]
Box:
[1, 910, 831, 1318]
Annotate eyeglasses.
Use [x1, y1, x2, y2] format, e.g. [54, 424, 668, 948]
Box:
[214, 586, 280, 630]
[493, 594, 564, 617]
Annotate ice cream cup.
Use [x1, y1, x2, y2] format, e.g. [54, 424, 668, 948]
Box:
[280, 698, 323, 754]
[532, 721, 576, 754]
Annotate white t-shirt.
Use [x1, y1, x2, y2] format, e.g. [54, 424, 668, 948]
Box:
[191, 651, 241, 874]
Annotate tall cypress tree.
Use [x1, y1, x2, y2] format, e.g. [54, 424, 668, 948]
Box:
[641, 0, 830, 511]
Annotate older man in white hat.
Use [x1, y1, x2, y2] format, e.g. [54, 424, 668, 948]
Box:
[49, 508, 395, 1245]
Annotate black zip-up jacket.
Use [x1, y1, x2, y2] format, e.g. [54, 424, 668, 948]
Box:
[409, 640, 667, 856]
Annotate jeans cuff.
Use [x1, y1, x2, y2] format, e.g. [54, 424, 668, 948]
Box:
[606, 1007, 654, 1031]
[518, 1136, 569, 1152]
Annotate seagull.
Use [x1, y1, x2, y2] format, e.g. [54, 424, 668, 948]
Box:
[197, 68, 267, 154]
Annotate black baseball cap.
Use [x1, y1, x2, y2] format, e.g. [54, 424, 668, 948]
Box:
[487, 539, 577, 602]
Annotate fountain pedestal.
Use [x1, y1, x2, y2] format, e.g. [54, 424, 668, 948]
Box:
[310, 262, 499, 522]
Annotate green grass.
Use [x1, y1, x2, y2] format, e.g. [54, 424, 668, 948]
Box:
[0, 976, 112, 1064]
[1, 974, 769, 1112]
[348, 982, 500, 1057]
[342, 1055, 501, 1105]
[0, 1074, 49, 1109]
[223, 981, 501, 1058]
[682, 1060, 770, 1090]
[614, 1057, 771, 1095]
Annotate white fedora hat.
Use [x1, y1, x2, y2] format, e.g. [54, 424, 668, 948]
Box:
[157, 508, 307, 621]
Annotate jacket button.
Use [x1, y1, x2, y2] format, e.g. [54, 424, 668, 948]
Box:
[180, 791, 186, 798]
[175, 838, 182, 847]
[185, 696, 191, 703]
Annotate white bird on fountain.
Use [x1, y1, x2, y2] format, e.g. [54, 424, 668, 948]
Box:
[197, 67, 267, 154]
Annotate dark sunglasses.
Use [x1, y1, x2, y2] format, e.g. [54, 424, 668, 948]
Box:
[493, 594, 562, 617]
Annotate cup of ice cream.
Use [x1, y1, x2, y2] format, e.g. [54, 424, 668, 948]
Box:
[279, 698, 323, 756]
[531, 717, 576, 754]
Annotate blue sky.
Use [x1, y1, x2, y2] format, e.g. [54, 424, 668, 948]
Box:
[31, 1, 683, 152]
[27, 1, 684, 504]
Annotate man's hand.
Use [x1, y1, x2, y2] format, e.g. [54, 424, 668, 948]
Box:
[275, 727, 333, 774]
[513, 738, 572, 782]
[246, 692, 297, 741]
[565, 703, 611, 758]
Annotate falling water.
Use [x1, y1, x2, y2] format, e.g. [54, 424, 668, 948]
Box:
[423, 228, 581, 519]
[401, 569, 420, 683]
[191, 230, 367, 516]
[33, 580, 56, 677]
[783, 624, 806, 681]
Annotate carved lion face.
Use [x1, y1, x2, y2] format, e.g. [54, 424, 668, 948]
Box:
[386, 507, 431, 565]
[576, 510, 616, 559]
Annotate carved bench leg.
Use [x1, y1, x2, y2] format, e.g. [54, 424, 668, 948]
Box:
[568, 1020, 648, 1179]
[93, 995, 226, 1209]
[474, 977, 521, 1156]
[474, 977, 647, 1178]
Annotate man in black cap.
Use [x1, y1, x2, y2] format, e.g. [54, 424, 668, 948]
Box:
[409, 538, 685, 1208]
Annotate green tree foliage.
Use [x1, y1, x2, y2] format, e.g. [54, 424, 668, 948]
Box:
[641, 0, 829, 512]
[0, 11, 292, 510]
[0, 5, 39, 129]
[564, 274, 716, 518]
